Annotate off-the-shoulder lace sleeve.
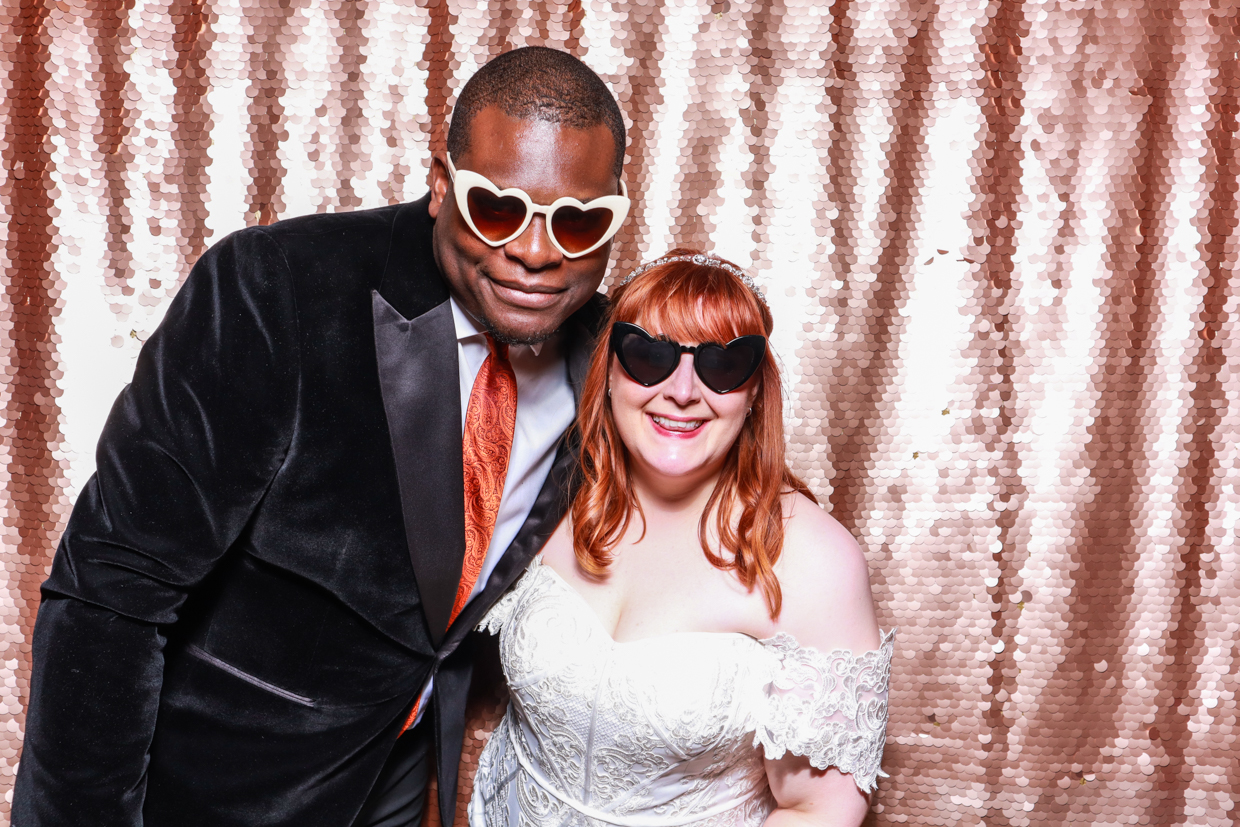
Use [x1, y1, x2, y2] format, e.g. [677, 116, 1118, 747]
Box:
[476, 561, 542, 635]
[754, 629, 895, 793]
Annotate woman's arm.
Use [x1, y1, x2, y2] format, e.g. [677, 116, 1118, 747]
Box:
[764, 756, 870, 827]
[761, 494, 887, 827]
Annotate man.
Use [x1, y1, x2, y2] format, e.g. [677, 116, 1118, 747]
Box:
[13, 46, 628, 827]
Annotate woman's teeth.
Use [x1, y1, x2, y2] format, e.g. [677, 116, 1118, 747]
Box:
[651, 415, 704, 432]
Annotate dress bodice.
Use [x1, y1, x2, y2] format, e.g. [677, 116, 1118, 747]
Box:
[469, 559, 894, 827]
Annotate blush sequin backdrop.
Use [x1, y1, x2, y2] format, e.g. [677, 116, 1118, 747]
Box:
[1, 0, 1238, 824]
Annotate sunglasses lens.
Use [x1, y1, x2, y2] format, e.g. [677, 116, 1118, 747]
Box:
[466, 187, 528, 242]
[550, 205, 615, 254]
[618, 333, 678, 386]
[696, 341, 762, 393]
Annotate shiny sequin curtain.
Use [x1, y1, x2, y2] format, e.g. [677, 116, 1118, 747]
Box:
[1, 1, 1238, 825]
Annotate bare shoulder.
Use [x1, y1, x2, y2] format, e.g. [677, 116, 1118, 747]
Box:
[538, 516, 576, 570]
[773, 492, 883, 654]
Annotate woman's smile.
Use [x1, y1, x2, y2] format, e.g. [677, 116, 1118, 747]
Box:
[648, 413, 706, 436]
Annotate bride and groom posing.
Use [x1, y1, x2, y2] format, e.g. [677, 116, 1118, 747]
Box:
[14, 47, 892, 827]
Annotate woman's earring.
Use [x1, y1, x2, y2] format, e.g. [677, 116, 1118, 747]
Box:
[746, 407, 752, 416]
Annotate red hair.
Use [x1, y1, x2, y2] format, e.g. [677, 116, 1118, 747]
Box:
[570, 249, 815, 618]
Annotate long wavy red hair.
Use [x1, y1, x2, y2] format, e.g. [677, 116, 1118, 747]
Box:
[570, 250, 815, 618]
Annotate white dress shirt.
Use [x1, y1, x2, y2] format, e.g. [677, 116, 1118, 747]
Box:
[409, 297, 575, 726]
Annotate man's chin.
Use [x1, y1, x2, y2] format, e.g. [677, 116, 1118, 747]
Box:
[479, 311, 563, 346]
[489, 327, 557, 347]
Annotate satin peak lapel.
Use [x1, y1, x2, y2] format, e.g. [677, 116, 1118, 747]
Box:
[372, 293, 464, 648]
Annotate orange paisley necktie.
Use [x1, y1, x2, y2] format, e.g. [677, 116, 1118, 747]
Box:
[401, 335, 517, 735]
[450, 334, 518, 625]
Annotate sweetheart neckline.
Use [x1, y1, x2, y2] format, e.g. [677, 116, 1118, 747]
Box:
[529, 558, 897, 660]
[533, 558, 776, 649]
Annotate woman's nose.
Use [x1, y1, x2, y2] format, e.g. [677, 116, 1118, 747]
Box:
[662, 354, 700, 405]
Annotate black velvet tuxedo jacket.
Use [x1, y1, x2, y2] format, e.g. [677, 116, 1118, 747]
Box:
[13, 194, 603, 827]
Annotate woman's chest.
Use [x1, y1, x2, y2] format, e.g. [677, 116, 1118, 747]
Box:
[499, 574, 771, 760]
[543, 552, 775, 645]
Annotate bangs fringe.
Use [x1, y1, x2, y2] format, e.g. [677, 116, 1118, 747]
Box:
[614, 261, 772, 347]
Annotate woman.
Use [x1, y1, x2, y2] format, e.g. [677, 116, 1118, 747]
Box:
[470, 251, 893, 827]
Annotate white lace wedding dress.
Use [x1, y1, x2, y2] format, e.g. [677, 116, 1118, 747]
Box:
[469, 559, 894, 827]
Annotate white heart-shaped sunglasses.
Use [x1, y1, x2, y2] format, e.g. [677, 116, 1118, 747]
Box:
[446, 153, 631, 259]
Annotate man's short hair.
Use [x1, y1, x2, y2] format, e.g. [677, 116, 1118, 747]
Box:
[447, 47, 626, 180]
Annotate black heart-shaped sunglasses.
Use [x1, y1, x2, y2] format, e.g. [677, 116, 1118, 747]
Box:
[609, 322, 767, 394]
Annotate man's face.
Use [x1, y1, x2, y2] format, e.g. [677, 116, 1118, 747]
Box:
[429, 106, 621, 345]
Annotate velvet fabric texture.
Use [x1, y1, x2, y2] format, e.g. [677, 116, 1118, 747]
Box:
[12, 195, 604, 827]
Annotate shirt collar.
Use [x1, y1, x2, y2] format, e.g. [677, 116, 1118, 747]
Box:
[449, 296, 544, 356]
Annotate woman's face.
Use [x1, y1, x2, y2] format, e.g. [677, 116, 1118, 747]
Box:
[608, 326, 759, 495]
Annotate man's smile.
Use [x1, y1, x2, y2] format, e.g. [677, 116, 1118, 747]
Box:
[483, 271, 567, 310]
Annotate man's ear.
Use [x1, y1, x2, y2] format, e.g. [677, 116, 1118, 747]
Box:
[428, 152, 450, 219]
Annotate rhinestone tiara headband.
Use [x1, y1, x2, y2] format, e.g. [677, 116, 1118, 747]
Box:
[619, 253, 767, 304]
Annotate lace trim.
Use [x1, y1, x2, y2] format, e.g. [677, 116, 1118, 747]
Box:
[477, 562, 541, 634]
[753, 629, 895, 793]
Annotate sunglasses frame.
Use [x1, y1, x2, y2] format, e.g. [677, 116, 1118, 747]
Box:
[446, 153, 631, 259]
[609, 322, 767, 394]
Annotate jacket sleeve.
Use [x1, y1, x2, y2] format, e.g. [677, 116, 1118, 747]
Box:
[13, 227, 300, 826]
